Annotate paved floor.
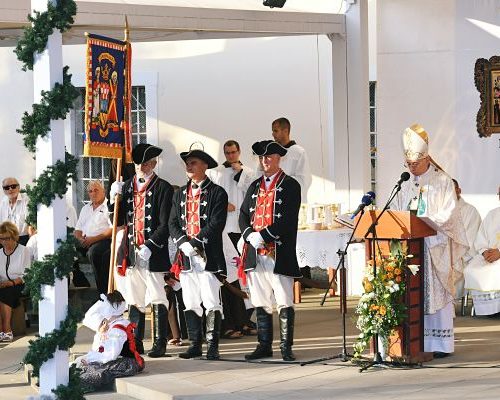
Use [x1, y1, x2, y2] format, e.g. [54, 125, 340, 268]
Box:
[2, 290, 500, 399]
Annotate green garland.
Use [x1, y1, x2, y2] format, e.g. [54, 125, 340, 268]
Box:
[14, 0, 77, 71]
[23, 233, 78, 303]
[15, 1, 84, 398]
[18, 67, 79, 153]
[23, 306, 82, 378]
[25, 152, 78, 227]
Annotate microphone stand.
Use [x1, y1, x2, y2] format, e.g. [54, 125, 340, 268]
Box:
[358, 181, 404, 372]
[300, 208, 366, 366]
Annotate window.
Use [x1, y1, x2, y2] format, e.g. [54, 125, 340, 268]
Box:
[369, 81, 377, 198]
[73, 86, 148, 213]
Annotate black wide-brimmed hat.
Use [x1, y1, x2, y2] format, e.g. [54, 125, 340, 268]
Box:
[251, 140, 287, 157]
[180, 149, 218, 169]
[132, 143, 162, 164]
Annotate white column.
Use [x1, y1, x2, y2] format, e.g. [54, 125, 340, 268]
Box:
[32, 0, 68, 396]
[330, 0, 370, 212]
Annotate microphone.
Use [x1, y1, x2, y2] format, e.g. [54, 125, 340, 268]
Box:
[350, 193, 375, 219]
[397, 172, 411, 186]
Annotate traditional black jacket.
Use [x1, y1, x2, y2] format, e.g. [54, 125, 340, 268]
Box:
[239, 172, 302, 278]
[168, 178, 228, 276]
[116, 174, 174, 273]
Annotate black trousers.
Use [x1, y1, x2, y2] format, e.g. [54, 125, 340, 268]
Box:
[78, 239, 111, 294]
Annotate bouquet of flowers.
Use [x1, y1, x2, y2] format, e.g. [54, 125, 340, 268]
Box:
[353, 240, 419, 358]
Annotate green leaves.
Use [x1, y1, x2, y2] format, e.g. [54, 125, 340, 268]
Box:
[14, 1, 77, 71]
[18, 67, 79, 153]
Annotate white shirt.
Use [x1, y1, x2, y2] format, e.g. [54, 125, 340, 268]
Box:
[0, 244, 30, 281]
[255, 142, 311, 202]
[75, 200, 112, 237]
[207, 164, 255, 233]
[0, 193, 29, 236]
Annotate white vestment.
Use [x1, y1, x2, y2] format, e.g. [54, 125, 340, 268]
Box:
[207, 164, 255, 233]
[454, 198, 482, 298]
[464, 207, 500, 315]
[391, 165, 467, 352]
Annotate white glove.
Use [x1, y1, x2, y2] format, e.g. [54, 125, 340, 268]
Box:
[237, 237, 245, 254]
[247, 232, 264, 249]
[110, 181, 124, 203]
[138, 245, 152, 261]
[179, 242, 197, 257]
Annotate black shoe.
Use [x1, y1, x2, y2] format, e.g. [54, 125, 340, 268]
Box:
[72, 270, 90, 288]
[179, 345, 202, 359]
[433, 352, 451, 359]
[148, 339, 167, 358]
[244, 344, 273, 360]
[281, 346, 296, 362]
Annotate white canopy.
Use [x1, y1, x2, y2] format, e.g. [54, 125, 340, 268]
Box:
[0, 0, 345, 46]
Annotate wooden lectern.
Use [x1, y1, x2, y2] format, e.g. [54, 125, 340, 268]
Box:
[354, 210, 436, 363]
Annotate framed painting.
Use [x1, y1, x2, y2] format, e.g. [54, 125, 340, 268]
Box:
[474, 56, 500, 137]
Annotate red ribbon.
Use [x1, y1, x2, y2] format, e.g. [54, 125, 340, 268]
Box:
[114, 322, 144, 369]
[237, 245, 247, 286]
[170, 251, 184, 279]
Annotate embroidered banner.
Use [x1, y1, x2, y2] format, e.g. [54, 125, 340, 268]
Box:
[84, 34, 132, 161]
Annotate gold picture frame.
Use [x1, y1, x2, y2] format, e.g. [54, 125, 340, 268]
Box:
[474, 56, 500, 137]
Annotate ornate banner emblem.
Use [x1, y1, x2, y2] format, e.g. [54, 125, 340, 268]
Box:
[84, 34, 132, 161]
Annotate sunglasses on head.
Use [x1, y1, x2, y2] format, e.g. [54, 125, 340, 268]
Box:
[2, 184, 19, 191]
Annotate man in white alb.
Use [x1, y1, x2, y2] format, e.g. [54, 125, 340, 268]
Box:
[263, 118, 311, 203]
[390, 124, 467, 358]
[451, 179, 481, 299]
[464, 186, 500, 315]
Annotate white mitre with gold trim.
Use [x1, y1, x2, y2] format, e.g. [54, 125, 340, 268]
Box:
[403, 123, 429, 162]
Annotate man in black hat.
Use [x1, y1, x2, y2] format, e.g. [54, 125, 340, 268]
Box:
[110, 143, 173, 358]
[239, 140, 302, 361]
[169, 148, 228, 360]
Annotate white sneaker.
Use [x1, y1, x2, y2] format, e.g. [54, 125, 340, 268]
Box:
[0, 332, 4, 341]
[2, 332, 13, 342]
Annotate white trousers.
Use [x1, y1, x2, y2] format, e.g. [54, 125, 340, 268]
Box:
[180, 258, 222, 317]
[123, 267, 168, 311]
[247, 255, 294, 315]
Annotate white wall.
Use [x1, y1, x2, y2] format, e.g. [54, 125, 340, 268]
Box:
[377, 0, 500, 217]
[61, 36, 336, 204]
[0, 48, 36, 189]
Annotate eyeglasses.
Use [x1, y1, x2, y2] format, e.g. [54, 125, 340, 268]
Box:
[404, 160, 424, 168]
[0, 236, 11, 241]
[2, 184, 19, 191]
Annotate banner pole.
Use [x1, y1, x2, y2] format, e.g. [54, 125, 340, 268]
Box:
[107, 156, 123, 293]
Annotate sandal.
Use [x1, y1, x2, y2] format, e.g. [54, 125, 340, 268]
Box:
[222, 330, 244, 339]
[168, 338, 183, 346]
[242, 326, 257, 336]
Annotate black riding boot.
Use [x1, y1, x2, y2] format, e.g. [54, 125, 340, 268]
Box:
[206, 310, 222, 360]
[279, 307, 296, 361]
[128, 305, 145, 355]
[179, 310, 203, 359]
[245, 307, 273, 360]
[148, 304, 169, 358]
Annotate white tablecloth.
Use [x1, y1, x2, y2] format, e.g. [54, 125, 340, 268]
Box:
[296, 228, 353, 270]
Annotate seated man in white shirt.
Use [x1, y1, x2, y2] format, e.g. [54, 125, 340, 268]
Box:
[464, 185, 500, 315]
[74, 180, 113, 294]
